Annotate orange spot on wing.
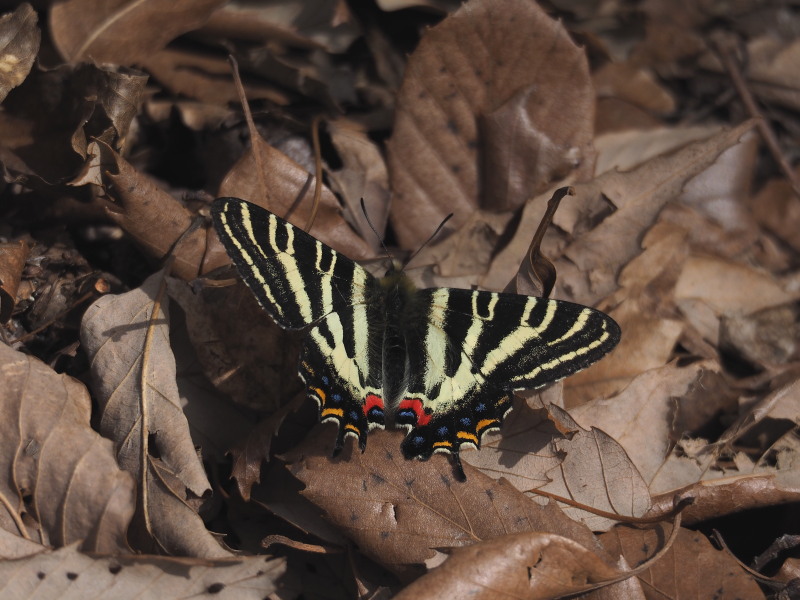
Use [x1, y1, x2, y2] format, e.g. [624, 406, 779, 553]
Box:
[344, 424, 360, 434]
[321, 408, 343, 418]
[476, 418, 498, 432]
[433, 441, 452, 449]
[456, 431, 478, 444]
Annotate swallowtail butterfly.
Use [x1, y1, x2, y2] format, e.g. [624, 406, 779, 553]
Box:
[212, 198, 620, 479]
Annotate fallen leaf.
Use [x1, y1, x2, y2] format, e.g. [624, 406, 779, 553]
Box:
[80, 270, 228, 557]
[387, 0, 594, 248]
[0, 4, 40, 103]
[570, 362, 713, 487]
[218, 134, 373, 259]
[91, 141, 229, 280]
[466, 400, 650, 531]
[50, 0, 227, 65]
[284, 428, 604, 574]
[394, 531, 623, 600]
[0, 542, 285, 600]
[601, 525, 766, 599]
[0, 343, 134, 554]
[0, 240, 29, 322]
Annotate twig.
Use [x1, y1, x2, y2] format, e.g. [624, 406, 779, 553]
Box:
[712, 37, 800, 198]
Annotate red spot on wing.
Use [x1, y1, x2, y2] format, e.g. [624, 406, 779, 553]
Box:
[399, 398, 431, 426]
[364, 393, 384, 416]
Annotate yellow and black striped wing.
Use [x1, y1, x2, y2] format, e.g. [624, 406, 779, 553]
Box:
[397, 288, 620, 461]
[211, 198, 385, 450]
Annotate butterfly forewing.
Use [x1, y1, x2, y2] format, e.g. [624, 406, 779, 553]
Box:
[212, 198, 387, 449]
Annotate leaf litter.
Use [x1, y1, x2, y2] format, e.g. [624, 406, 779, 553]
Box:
[0, 0, 799, 597]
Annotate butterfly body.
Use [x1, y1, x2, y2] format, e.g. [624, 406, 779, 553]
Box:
[212, 198, 620, 477]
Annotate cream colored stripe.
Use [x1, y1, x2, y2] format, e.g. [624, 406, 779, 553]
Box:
[547, 308, 590, 346]
[221, 205, 283, 317]
[423, 288, 449, 391]
[511, 327, 612, 384]
[479, 300, 557, 376]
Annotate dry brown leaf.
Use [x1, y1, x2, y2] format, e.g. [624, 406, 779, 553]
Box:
[553, 119, 760, 306]
[80, 270, 228, 557]
[720, 303, 800, 367]
[593, 62, 675, 117]
[0, 240, 28, 322]
[285, 428, 604, 574]
[674, 255, 796, 317]
[325, 117, 390, 252]
[570, 362, 714, 488]
[0, 4, 40, 103]
[749, 167, 800, 252]
[387, 0, 594, 248]
[0, 343, 135, 554]
[393, 531, 623, 600]
[648, 475, 800, 526]
[202, 1, 362, 54]
[50, 0, 227, 66]
[465, 400, 650, 531]
[482, 121, 758, 300]
[167, 288, 256, 460]
[565, 221, 688, 401]
[168, 277, 302, 413]
[647, 373, 800, 496]
[601, 525, 766, 599]
[0, 542, 285, 599]
[141, 47, 289, 107]
[89, 141, 229, 280]
[3, 63, 146, 184]
[593, 124, 723, 176]
[219, 133, 373, 259]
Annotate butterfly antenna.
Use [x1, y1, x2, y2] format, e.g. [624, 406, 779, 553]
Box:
[405, 212, 453, 270]
[360, 198, 393, 265]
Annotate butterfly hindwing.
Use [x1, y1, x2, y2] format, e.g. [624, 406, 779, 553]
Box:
[398, 288, 620, 461]
[212, 198, 387, 445]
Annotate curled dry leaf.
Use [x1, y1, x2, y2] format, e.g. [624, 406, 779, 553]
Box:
[0, 3, 40, 103]
[487, 120, 759, 305]
[285, 428, 604, 575]
[218, 134, 372, 259]
[554, 119, 760, 306]
[394, 531, 623, 600]
[80, 270, 229, 558]
[0, 240, 29, 322]
[50, 0, 227, 66]
[387, 0, 594, 248]
[90, 141, 229, 280]
[0, 542, 285, 600]
[600, 525, 766, 599]
[0, 343, 135, 554]
[648, 475, 800, 527]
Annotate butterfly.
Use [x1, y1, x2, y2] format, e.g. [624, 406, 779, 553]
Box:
[211, 197, 620, 479]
